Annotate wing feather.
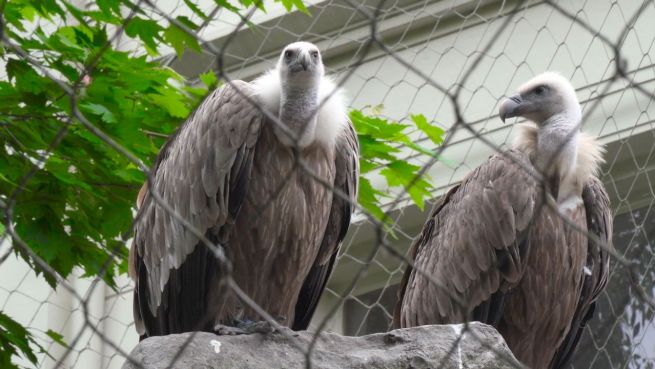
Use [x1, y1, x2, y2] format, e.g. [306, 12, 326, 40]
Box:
[394, 150, 540, 327]
[549, 176, 612, 369]
[130, 81, 263, 336]
[292, 120, 359, 330]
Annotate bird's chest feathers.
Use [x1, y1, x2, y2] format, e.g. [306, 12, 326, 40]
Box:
[247, 126, 336, 234]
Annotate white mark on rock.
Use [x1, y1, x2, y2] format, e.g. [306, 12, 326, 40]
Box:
[210, 339, 222, 353]
[450, 324, 465, 369]
[583, 266, 592, 276]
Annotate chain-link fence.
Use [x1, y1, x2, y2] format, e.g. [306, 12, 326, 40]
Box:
[1, 0, 655, 368]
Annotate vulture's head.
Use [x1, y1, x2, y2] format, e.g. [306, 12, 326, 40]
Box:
[499, 72, 581, 126]
[277, 41, 324, 86]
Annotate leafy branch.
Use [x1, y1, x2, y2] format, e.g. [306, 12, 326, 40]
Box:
[0, 312, 40, 368]
[351, 107, 444, 219]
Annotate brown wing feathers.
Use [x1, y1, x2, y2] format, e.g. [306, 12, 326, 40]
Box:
[293, 122, 359, 330]
[131, 81, 263, 337]
[394, 150, 539, 328]
[549, 177, 612, 369]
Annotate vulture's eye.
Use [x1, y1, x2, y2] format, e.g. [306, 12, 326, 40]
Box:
[311, 51, 319, 59]
[535, 85, 547, 95]
[284, 50, 294, 59]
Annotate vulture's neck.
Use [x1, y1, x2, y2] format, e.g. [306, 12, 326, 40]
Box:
[514, 121, 604, 206]
[253, 69, 348, 149]
[278, 83, 319, 148]
[536, 116, 579, 181]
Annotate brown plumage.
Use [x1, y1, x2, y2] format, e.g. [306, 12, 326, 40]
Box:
[129, 42, 359, 339]
[394, 72, 612, 369]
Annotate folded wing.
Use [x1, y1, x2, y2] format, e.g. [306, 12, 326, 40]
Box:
[130, 81, 263, 337]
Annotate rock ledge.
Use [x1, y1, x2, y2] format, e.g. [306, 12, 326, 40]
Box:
[123, 322, 521, 369]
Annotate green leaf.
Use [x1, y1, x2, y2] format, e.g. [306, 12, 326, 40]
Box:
[125, 18, 163, 54]
[97, 0, 122, 16]
[20, 4, 37, 22]
[176, 16, 200, 31]
[403, 141, 437, 158]
[348, 108, 444, 217]
[0, 311, 41, 366]
[163, 23, 201, 57]
[199, 71, 218, 89]
[357, 177, 386, 220]
[45, 329, 67, 348]
[54, 26, 93, 51]
[3, 3, 28, 32]
[81, 103, 116, 124]
[278, 0, 309, 13]
[357, 135, 399, 162]
[99, 201, 132, 238]
[214, 0, 240, 13]
[350, 110, 407, 139]
[380, 161, 433, 210]
[359, 159, 377, 174]
[411, 114, 444, 145]
[184, 0, 210, 20]
[31, 0, 66, 18]
[148, 89, 190, 118]
[6, 59, 48, 94]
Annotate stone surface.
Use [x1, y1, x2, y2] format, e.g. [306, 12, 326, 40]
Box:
[122, 322, 521, 369]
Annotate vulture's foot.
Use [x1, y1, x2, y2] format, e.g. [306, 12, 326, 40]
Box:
[239, 320, 276, 334]
[213, 324, 248, 336]
[214, 320, 276, 335]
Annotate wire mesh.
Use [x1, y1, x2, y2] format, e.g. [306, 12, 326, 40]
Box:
[1, 0, 654, 368]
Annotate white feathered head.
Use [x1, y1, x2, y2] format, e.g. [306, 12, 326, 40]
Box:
[276, 41, 325, 86]
[499, 71, 582, 125]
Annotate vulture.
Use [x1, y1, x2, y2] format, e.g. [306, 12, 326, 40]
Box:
[393, 72, 612, 369]
[129, 41, 359, 338]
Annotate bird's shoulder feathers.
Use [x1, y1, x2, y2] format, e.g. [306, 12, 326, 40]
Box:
[292, 119, 359, 330]
[394, 149, 541, 326]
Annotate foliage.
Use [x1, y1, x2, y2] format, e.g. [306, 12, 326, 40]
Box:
[0, 0, 442, 366]
[0, 312, 41, 368]
[351, 108, 444, 219]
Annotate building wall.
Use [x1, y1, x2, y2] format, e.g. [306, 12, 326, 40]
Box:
[2, 0, 654, 368]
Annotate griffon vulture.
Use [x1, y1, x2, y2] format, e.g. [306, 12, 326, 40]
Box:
[129, 42, 359, 338]
[394, 72, 612, 369]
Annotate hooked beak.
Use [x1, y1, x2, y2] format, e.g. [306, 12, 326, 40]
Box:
[299, 50, 310, 71]
[499, 94, 523, 123]
[288, 51, 311, 73]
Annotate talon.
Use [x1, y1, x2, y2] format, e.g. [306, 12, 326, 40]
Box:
[214, 320, 276, 335]
[238, 320, 276, 335]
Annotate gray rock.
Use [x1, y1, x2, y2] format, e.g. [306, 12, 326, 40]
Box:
[123, 322, 522, 369]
